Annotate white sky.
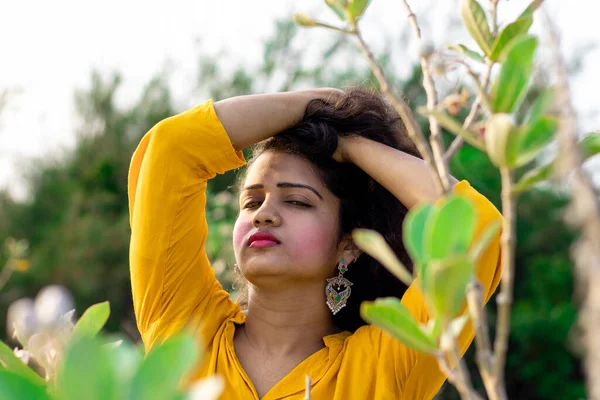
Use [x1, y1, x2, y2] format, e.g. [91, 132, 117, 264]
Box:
[1, 0, 599, 199]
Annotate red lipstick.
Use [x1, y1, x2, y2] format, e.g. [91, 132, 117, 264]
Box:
[247, 231, 281, 248]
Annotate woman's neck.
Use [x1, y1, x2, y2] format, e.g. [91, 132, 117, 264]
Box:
[242, 283, 340, 356]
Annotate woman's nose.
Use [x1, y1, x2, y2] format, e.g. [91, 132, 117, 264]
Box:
[253, 202, 281, 227]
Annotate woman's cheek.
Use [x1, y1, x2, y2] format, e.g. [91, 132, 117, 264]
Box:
[286, 222, 335, 261]
[233, 218, 252, 251]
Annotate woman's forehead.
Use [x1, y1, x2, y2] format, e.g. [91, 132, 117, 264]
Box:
[244, 152, 323, 188]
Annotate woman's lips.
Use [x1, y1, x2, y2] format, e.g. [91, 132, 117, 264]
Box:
[247, 231, 281, 248]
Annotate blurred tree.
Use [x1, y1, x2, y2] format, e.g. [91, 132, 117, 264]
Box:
[0, 17, 585, 399]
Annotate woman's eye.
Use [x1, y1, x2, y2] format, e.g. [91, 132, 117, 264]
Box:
[286, 200, 312, 208]
[242, 201, 261, 209]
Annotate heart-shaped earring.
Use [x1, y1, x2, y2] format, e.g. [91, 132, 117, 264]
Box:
[325, 258, 353, 315]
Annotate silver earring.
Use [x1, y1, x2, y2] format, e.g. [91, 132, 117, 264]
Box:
[326, 258, 353, 315]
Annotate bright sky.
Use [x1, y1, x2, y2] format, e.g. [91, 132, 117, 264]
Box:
[1, 0, 599, 199]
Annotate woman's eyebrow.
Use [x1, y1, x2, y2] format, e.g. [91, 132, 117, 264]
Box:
[241, 182, 323, 200]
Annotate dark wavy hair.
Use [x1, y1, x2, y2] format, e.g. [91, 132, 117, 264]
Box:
[239, 87, 422, 332]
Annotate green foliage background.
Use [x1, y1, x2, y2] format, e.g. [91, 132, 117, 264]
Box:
[0, 20, 585, 399]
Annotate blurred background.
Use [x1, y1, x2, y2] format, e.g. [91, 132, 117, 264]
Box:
[1, 0, 598, 398]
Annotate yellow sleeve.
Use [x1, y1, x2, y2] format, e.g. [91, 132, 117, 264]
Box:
[128, 100, 246, 350]
[367, 180, 503, 399]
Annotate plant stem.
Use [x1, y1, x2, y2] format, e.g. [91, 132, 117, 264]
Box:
[445, 60, 494, 162]
[493, 166, 516, 384]
[544, 12, 600, 399]
[466, 282, 507, 400]
[351, 26, 444, 195]
[436, 355, 483, 400]
[0, 261, 14, 292]
[399, 0, 452, 193]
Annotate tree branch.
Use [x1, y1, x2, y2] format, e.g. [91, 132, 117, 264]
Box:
[399, 0, 452, 193]
[352, 26, 444, 195]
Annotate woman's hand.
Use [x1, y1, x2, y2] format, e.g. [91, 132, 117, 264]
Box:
[332, 135, 356, 163]
[215, 88, 344, 151]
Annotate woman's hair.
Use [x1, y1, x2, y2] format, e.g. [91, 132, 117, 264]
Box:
[239, 87, 422, 332]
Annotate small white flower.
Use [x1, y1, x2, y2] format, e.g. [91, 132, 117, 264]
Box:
[34, 285, 74, 329]
[13, 347, 30, 365]
[7, 298, 38, 344]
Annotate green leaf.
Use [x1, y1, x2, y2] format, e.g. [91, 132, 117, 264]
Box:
[129, 332, 200, 400]
[427, 257, 475, 318]
[0, 371, 49, 400]
[425, 196, 477, 260]
[525, 89, 554, 124]
[72, 301, 110, 340]
[0, 341, 45, 386]
[513, 133, 600, 193]
[486, 113, 516, 167]
[418, 108, 486, 151]
[513, 161, 553, 193]
[349, 0, 371, 20]
[469, 220, 502, 263]
[519, 0, 544, 19]
[490, 35, 538, 113]
[403, 203, 434, 269]
[512, 116, 558, 167]
[361, 298, 437, 353]
[489, 17, 533, 61]
[325, 0, 347, 21]
[353, 229, 413, 286]
[580, 133, 600, 159]
[460, 0, 494, 55]
[447, 44, 485, 62]
[56, 337, 119, 400]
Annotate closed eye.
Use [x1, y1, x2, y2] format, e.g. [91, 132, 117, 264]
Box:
[286, 200, 312, 208]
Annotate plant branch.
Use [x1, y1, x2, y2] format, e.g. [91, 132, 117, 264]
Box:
[351, 25, 444, 195]
[436, 355, 483, 400]
[544, 12, 600, 399]
[492, 166, 516, 384]
[467, 282, 507, 400]
[445, 60, 495, 162]
[0, 261, 14, 292]
[399, 0, 452, 193]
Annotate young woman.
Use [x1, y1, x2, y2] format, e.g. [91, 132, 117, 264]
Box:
[128, 88, 502, 399]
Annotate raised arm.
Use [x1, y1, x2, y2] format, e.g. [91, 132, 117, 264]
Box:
[339, 136, 502, 398]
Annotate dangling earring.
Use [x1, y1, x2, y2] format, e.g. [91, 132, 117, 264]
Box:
[326, 258, 353, 315]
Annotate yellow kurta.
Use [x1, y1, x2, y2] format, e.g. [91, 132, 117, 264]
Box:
[128, 100, 503, 399]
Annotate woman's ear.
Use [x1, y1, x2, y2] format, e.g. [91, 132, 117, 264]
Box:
[339, 235, 363, 265]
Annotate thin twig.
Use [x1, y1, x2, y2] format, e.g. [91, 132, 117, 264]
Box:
[544, 11, 600, 399]
[0, 262, 14, 292]
[399, 0, 452, 193]
[466, 282, 507, 400]
[445, 60, 494, 162]
[304, 375, 312, 400]
[492, 166, 516, 383]
[351, 26, 444, 195]
[437, 353, 483, 400]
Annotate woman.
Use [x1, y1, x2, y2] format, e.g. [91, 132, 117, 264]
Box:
[128, 88, 502, 399]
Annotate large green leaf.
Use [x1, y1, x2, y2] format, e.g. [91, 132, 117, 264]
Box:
[0, 371, 49, 400]
[512, 116, 558, 167]
[353, 229, 413, 286]
[460, 0, 493, 55]
[129, 332, 200, 400]
[447, 43, 485, 63]
[403, 203, 434, 269]
[489, 17, 533, 61]
[418, 108, 486, 151]
[490, 35, 538, 113]
[0, 341, 45, 386]
[56, 337, 119, 400]
[427, 257, 475, 319]
[425, 196, 477, 260]
[361, 298, 437, 353]
[349, 0, 371, 20]
[72, 301, 110, 340]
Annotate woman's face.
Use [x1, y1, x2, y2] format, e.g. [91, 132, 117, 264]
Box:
[233, 151, 343, 287]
